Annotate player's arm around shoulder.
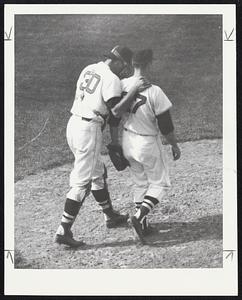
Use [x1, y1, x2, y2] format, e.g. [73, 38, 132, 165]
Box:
[111, 77, 150, 118]
[101, 74, 123, 146]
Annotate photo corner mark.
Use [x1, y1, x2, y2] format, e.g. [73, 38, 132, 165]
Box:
[224, 28, 234, 42]
[223, 250, 236, 261]
[4, 250, 14, 264]
[4, 26, 13, 41]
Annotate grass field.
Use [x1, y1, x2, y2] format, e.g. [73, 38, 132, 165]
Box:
[15, 139, 222, 269]
[15, 14, 222, 181]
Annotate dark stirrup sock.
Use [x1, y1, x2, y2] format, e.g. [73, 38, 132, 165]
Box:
[60, 198, 82, 232]
[92, 188, 114, 219]
[134, 195, 159, 223]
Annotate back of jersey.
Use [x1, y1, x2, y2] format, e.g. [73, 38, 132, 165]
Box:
[122, 76, 172, 136]
[71, 62, 122, 119]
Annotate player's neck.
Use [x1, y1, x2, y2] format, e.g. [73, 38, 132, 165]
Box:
[133, 68, 146, 77]
[104, 59, 112, 66]
[133, 68, 142, 77]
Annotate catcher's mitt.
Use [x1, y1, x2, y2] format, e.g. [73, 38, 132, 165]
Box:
[106, 144, 130, 171]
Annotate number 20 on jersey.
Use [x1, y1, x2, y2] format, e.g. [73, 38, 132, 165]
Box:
[80, 71, 101, 94]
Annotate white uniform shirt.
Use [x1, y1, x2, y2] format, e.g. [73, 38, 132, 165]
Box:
[71, 62, 122, 119]
[122, 76, 172, 136]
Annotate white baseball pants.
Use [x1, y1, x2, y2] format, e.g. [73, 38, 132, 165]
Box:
[122, 130, 171, 204]
[66, 115, 105, 202]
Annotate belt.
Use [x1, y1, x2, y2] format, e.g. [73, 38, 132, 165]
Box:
[92, 109, 108, 121]
[72, 114, 102, 124]
[81, 117, 93, 122]
[124, 128, 157, 137]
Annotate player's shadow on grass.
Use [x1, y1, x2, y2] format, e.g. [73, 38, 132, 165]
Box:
[65, 237, 137, 251]
[147, 213, 222, 247]
[67, 213, 222, 251]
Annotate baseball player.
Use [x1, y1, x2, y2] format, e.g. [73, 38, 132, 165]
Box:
[55, 46, 148, 247]
[121, 49, 181, 243]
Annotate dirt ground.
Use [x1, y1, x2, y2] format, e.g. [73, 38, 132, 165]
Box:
[14, 139, 222, 269]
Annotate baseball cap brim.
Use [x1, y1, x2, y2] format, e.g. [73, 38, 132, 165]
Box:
[104, 46, 132, 65]
[104, 52, 119, 62]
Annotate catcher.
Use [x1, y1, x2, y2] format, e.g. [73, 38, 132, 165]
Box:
[119, 49, 181, 244]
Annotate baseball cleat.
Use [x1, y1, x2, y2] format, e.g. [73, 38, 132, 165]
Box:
[54, 233, 85, 248]
[106, 211, 129, 228]
[131, 216, 147, 244]
[54, 226, 85, 248]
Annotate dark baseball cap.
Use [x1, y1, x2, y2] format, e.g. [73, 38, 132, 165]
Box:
[105, 45, 133, 65]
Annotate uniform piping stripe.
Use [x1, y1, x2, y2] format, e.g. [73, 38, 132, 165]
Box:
[102, 204, 111, 210]
[61, 219, 71, 223]
[63, 212, 75, 219]
[61, 216, 73, 223]
[62, 214, 73, 221]
[144, 195, 159, 205]
[98, 200, 109, 206]
[143, 199, 155, 209]
[142, 202, 152, 211]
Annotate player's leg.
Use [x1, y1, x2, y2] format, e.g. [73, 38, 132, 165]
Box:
[144, 136, 171, 200]
[122, 130, 148, 207]
[91, 158, 129, 228]
[127, 158, 153, 243]
[122, 131, 151, 239]
[129, 160, 150, 230]
[133, 136, 171, 238]
[55, 117, 99, 247]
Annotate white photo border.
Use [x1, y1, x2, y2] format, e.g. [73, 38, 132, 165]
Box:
[4, 4, 237, 296]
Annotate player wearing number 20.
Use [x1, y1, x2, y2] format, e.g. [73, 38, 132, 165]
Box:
[55, 46, 148, 247]
[121, 49, 181, 243]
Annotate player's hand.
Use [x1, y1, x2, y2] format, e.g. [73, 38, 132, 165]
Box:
[134, 76, 151, 92]
[172, 145, 181, 161]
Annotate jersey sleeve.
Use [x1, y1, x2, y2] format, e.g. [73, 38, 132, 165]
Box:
[102, 74, 122, 102]
[76, 66, 89, 88]
[74, 70, 85, 100]
[152, 86, 173, 116]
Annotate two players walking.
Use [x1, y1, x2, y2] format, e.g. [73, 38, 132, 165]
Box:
[55, 45, 180, 247]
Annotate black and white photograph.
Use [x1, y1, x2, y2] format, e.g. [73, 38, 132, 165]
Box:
[4, 3, 237, 296]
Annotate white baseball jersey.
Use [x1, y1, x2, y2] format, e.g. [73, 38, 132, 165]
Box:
[67, 62, 122, 201]
[121, 76, 172, 136]
[71, 62, 122, 119]
[122, 76, 172, 203]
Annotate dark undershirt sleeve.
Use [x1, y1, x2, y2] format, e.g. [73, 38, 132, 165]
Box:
[105, 97, 122, 127]
[106, 97, 121, 109]
[156, 110, 174, 135]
